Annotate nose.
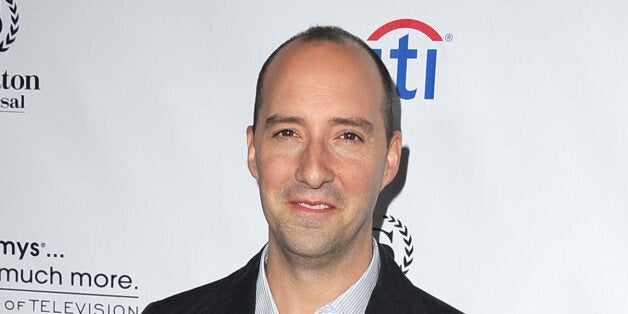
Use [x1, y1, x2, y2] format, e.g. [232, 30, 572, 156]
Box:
[295, 139, 334, 189]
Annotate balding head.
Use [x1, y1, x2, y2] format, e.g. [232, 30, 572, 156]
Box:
[252, 26, 395, 142]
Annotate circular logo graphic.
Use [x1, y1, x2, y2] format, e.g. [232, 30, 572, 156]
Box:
[0, 0, 19, 53]
[374, 214, 414, 274]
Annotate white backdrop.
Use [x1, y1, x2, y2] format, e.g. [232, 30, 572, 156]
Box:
[1, 1, 627, 313]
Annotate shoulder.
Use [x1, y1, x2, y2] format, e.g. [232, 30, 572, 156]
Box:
[142, 250, 262, 314]
[367, 244, 464, 314]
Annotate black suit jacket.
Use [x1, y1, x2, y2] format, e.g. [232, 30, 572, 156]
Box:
[143, 244, 463, 313]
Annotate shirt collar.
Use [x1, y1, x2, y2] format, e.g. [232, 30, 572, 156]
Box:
[255, 239, 380, 314]
[255, 244, 279, 313]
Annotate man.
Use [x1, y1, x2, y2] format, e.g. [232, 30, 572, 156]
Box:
[143, 26, 462, 313]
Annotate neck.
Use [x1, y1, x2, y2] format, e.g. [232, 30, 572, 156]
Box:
[264, 234, 374, 313]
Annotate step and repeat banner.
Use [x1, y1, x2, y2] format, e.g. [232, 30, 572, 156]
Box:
[2, 1, 627, 313]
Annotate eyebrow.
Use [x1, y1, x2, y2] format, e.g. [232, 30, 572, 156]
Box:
[330, 117, 374, 135]
[264, 115, 374, 134]
[264, 115, 305, 129]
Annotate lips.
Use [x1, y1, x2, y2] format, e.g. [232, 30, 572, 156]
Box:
[297, 202, 331, 210]
[290, 200, 335, 212]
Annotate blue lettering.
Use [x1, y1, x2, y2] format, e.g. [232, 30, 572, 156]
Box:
[389, 34, 417, 100]
[424, 49, 437, 99]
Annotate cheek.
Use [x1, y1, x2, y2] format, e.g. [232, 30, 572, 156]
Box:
[256, 150, 295, 186]
[334, 155, 384, 196]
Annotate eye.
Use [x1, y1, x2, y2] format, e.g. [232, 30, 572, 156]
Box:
[339, 132, 363, 142]
[274, 129, 296, 138]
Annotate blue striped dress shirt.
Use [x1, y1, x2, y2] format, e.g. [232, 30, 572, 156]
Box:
[255, 239, 380, 313]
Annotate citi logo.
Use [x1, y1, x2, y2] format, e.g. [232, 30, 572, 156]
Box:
[368, 19, 450, 100]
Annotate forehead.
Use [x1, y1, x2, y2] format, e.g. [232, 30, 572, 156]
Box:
[260, 40, 384, 119]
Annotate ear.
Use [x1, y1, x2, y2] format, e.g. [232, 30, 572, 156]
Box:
[246, 125, 259, 180]
[380, 131, 402, 190]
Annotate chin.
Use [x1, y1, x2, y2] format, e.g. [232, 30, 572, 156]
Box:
[277, 231, 341, 259]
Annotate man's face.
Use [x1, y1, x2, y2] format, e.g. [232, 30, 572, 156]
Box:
[247, 40, 401, 260]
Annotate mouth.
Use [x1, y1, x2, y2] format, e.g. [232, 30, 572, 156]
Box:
[290, 200, 335, 213]
[297, 202, 331, 210]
